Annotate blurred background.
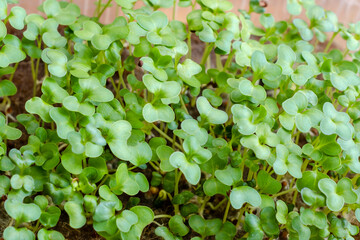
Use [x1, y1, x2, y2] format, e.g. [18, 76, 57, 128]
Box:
[11, 0, 360, 48]
[13, 0, 360, 24]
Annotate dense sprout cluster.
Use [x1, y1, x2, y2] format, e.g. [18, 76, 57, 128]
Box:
[1, 0, 360, 239]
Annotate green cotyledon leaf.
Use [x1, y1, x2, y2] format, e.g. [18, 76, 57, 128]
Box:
[111, 163, 145, 196]
[41, 77, 69, 104]
[177, 59, 202, 88]
[174, 119, 208, 146]
[287, 0, 302, 15]
[276, 44, 296, 75]
[196, 96, 228, 125]
[74, 20, 102, 41]
[300, 187, 326, 208]
[25, 97, 53, 123]
[43, 0, 80, 25]
[228, 78, 266, 104]
[37, 229, 64, 240]
[157, 145, 175, 172]
[231, 104, 257, 135]
[240, 123, 279, 160]
[188, 215, 222, 238]
[0, 114, 22, 140]
[215, 30, 234, 55]
[183, 136, 212, 164]
[275, 200, 288, 224]
[106, 120, 152, 166]
[0, 0, 7, 20]
[8, 6, 26, 30]
[293, 18, 313, 41]
[244, 213, 264, 240]
[49, 107, 75, 139]
[251, 50, 282, 82]
[3, 227, 35, 240]
[215, 165, 242, 186]
[273, 144, 303, 178]
[203, 178, 230, 196]
[260, 207, 279, 236]
[169, 215, 189, 237]
[143, 103, 175, 123]
[170, 152, 201, 185]
[42, 48, 67, 77]
[136, 11, 168, 32]
[201, 0, 233, 11]
[115, 0, 137, 9]
[318, 178, 357, 211]
[5, 199, 41, 223]
[0, 20, 6, 41]
[119, 206, 154, 240]
[63, 96, 95, 116]
[78, 76, 114, 102]
[154, 226, 178, 240]
[143, 74, 181, 100]
[320, 102, 354, 140]
[230, 186, 261, 209]
[257, 170, 282, 194]
[116, 210, 139, 233]
[64, 201, 86, 229]
[300, 208, 327, 229]
[0, 44, 26, 68]
[141, 56, 166, 79]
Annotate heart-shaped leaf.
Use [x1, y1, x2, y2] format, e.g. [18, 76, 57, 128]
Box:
[64, 201, 86, 229]
[318, 178, 357, 211]
[196, 97, 228, 125]
[3, 227, 35, 240]
[230, 186, 261, 209]
[169, 152, 201, 185]
[169, 215, 189, 237]
[257, 170, 282, 194]
[215, 165, 242, 186]
[188, 215, 222, 238]
[37, 229, 64, 240]
[116, 210, 139, 232]
[0, 80, 17, 97]
[143, 103, 175, 123]
[5, 199, 41, 223]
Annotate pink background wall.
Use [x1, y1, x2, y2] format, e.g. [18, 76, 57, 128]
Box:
[13, 0, 360, 24]
[10, 0, 360, 48]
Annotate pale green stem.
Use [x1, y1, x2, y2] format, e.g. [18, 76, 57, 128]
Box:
[187, 32, 192, 59]
[154, 214, 172, 219]
[223, 49, 235, 70]
[95, 0, 102, 17]
[235, 205, 247, 228]
[208, 198, 227, 210]
[9, 62, 19, 82]
[200, 43, 214, 65]
[174, 170, 182, 215]
[172, 0, 176, 20]
[98, 0, 112, 19]
[324, 31, 339, 53]
[30, 58, 37, 97]
[180, 94, 189, 114]
[216, 54, 223, 71]
[151, 123, 183, 151]
[222, 199, 231, 223]
[93, 175, 109, 195]
[272, 188, 296, 197]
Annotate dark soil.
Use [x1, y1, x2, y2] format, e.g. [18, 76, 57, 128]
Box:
[53, 213, 103, 240]
[0, 203, 12, 237]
